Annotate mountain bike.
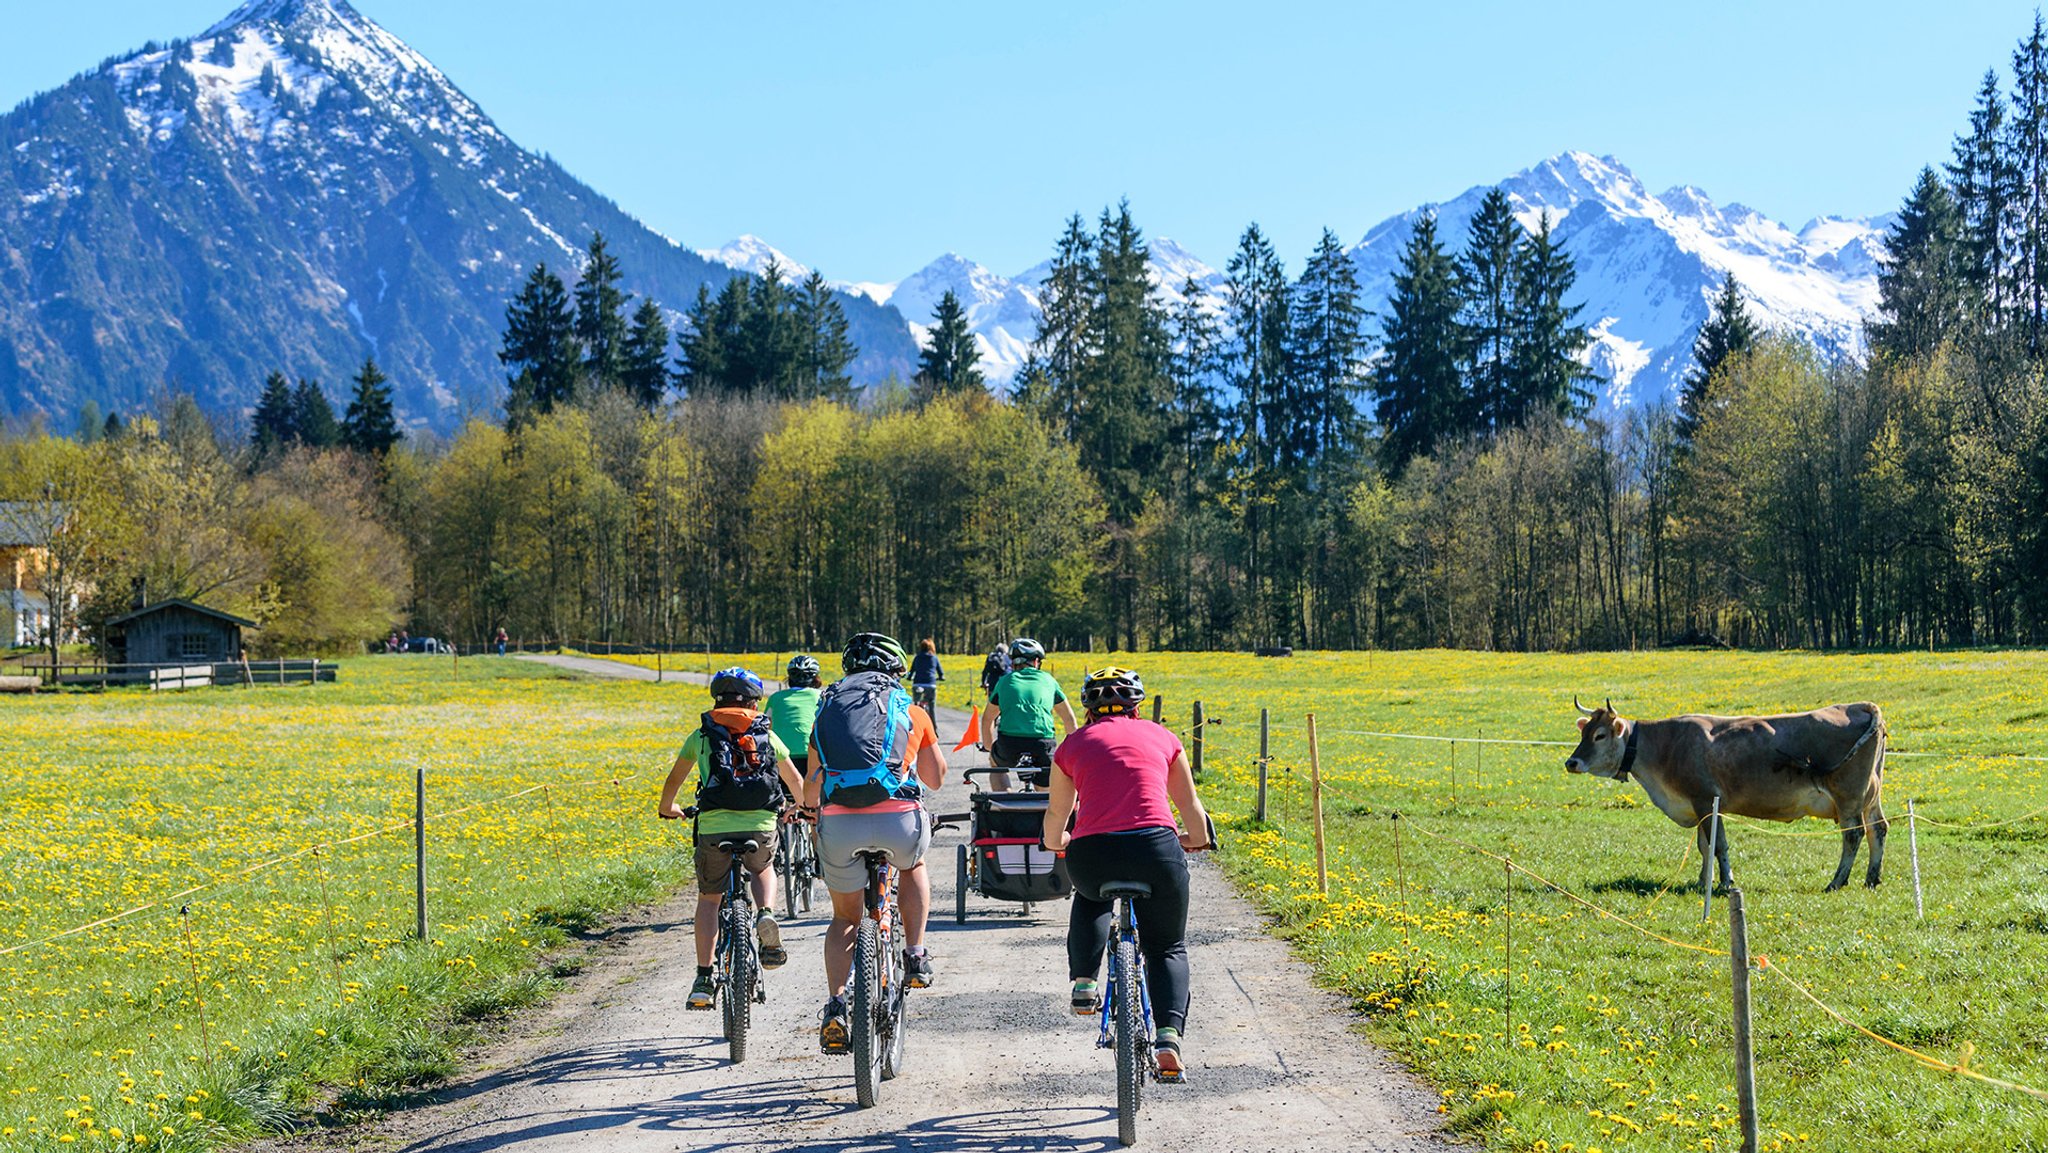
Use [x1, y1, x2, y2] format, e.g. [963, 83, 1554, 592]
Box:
[686, 807, 768, 1063]
[776, 812, 819, 919]
[849, 848, 908, 1108]
[1094, 817, 1218, 1147]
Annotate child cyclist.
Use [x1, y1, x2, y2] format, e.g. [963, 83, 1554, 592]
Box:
[1041, 667, 1211, 1081]
[658, 667, 805, 1010]
[767, 655, 826, 777]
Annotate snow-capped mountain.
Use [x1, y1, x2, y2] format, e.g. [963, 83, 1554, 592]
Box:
[1345, 152, 1888, 405]
[0, 0, 914, 426]
[709, 152, 1886, 402]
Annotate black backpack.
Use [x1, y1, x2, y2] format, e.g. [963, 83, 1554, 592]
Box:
[814, 671, 919, 808]
[696, 710, 784, 812]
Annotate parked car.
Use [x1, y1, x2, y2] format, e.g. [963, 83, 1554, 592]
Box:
[404, 636, 448, 654]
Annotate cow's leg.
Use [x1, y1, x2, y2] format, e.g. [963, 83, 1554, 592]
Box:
[1714, 817, 1734, 890]
[1695, 821, 1715, 893]
[1863, 798, 1888, 888]
[1827, 823, 1863, 892]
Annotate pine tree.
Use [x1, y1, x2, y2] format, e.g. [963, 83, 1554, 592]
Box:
[1509, 212, 1596, 419]
[744, 260, 800, 396]
[1678, 273, 1759, 443]
[1289, 227, 1370, 470]
[292, 378, 340, 448]
[1023, 216, 1097, 433]
[342, 358, 402, 456]
[913, 289, 984, 402]
[621, 298, 673, 409]
[251, 370, 296, 457]
[501, 262, 581, 421]
[1225, 223, 1291, 476]
[1076, 202, 1171, 524]
[1460, 188, 1522, 434]
[1871, 168, 1971, 361]
[676, 283, 730, 397]
[793, 271, 857, 403]
[1375, 215, 1467, 473]
[1951, 68, 2016, 322]
[574, 233, 630, 392]
[103, 412, 125, 440]
[1167, 277, 1223, 489]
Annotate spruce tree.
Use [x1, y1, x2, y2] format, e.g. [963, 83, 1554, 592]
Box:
[1076, 202, 1171, 526]
[913, 290, 984, 402]
[574, 233, 630, 392]
[342, 358, 402, 456]
[1023, 215, 1097, 433]
[1460, 188, 1522, 434]
[103, 412, 125, 440]
[1871, 168, 1971, 361]
[501, 262, 581, 421]
[676, 283, 730, 397]
[1288, 227, 1369, 468]
[743, 260, 799, 395]
[251, 370, 296, 457]
[621, 298, 674, 409]
[1950, 68, 2016, 322]
[1375, 215, 1467, 473]
[1225, 223, 1291, 476]
[291, 378, 341, 448]
[1509, 212, 1596, 419]
[1167, 277, 1223, 490]
[1678, 273, 1758, 443]
[794, 271, 857, 403]
[2013, 15, 2048, 351]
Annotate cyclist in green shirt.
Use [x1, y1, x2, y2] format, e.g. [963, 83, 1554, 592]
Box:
[658, 668, 804, 1009]
[977, 637, 1077, 791]
[766, 654, 826, 775]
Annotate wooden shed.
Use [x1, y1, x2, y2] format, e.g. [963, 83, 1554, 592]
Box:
[105, 599, 255, 667]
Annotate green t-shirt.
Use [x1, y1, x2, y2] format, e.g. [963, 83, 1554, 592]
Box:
[682, 725, 792, 836]
[765, 687, 823, 760]
[989, 666, 1068, 738]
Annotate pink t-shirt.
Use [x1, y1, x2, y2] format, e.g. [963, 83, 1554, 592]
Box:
[1054, 715, 1184, 839]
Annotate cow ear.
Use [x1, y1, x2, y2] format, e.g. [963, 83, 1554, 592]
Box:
[1610, 718, 1625, 737]
[1575, 717, 1588, 731]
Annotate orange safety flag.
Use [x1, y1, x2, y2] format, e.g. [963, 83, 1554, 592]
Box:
[953, 705, 982, 752]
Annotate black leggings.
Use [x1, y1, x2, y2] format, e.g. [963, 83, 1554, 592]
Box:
[1064, 826, 1191, 1035]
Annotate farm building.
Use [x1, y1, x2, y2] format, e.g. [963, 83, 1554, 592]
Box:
[104, 599, 255, 667]
[1, 501, 66, 646]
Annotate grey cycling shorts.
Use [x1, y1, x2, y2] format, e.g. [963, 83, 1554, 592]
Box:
[815, 807, 931, 894]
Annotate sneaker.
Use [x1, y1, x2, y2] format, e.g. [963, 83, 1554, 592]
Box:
[1154, 1027, 1186, 1083]
[1070, 979, 1101, 1015]
[904, 948, 935, 989]
[756, 911, 787, 969]
[819, 998, 850, 1053]
[687, 974, 716, 1010]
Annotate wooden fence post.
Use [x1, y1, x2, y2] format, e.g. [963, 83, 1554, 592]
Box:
[1450, 740, 1458, 806]
[1308, 713, 1327, 895]
[1256, 707, 1270, 823]
[1504, 856, 1513, 1045]
[1729, 887, 1760, 1153]
[414, 765, 429, 942]
[1151, 694, 1162, 724]
[1908, 798, 1924, 920]
[1191, 700, 1205, 780]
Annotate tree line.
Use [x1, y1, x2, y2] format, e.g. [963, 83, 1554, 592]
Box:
[12, 15, 2048, 657]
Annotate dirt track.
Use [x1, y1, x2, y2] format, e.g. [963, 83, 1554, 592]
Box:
[297, 655, 1453, 1151]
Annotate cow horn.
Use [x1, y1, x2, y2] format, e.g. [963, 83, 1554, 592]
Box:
[1606, 697, 1615, 714]
[1574, 695, 1596, 717]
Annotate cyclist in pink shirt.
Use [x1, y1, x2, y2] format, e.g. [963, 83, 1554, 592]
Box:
[1042, 666, 1210, 1079]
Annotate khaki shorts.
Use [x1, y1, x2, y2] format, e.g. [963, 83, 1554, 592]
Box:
[694, 830, 774, 895]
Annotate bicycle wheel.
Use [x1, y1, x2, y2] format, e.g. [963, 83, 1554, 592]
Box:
[1114, 930, 1143, 1146]
[779, 828, 802, 921]
[722, 901, 754, 1063]
[800, 837, 820, 913]
[881, 923, 908, 1080]
[851, 917, 882, 1108]
[955, 843, 970, 924]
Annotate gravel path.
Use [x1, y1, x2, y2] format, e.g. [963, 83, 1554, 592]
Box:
[329, 655, 1454, 1151]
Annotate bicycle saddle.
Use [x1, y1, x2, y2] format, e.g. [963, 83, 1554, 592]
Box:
[717, 838, 761, 854]
[1100, 881, 1152, 899]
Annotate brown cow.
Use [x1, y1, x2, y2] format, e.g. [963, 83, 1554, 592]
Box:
[1564, 698, 1889, 892]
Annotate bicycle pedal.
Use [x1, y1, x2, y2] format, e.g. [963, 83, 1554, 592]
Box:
[1154, 1069, 1187, 1085]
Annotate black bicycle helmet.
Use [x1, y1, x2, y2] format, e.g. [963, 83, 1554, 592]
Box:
[786, 653, 822, 686]
[1082, 666, 1145, 717]
[843, 632, 909, 676]
[710, 666, 766, 702]
[1008, 637, 1046, 664]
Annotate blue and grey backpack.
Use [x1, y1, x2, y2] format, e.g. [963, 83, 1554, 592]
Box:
[814, 670, 921, 808]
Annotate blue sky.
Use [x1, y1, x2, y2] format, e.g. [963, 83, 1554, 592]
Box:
[1, 1, 2033, 280]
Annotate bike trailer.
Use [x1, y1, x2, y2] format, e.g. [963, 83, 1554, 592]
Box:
[968, 790, 1071, 904]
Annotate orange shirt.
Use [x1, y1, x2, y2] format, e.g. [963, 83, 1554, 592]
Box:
[821, 703, 937, 815]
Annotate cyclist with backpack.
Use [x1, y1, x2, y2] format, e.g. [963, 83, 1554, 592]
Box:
[657, 667, 805, 1010]
[979, 644, 1011, 697]
[909, 639, 944, 719]
[804, 632, 949, 1052]
[1041, 667, 1211, 1081]
[978, 637, 1077, 791]
[767, 655, 826, 777]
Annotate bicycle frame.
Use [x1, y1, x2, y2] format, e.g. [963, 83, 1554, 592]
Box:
[1096, 896, 1153, 1057]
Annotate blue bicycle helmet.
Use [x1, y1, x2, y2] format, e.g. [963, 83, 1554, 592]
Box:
[710, 666, 766, 702]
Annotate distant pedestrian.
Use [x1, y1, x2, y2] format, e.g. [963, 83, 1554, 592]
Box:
[495, 626, 508, 656]
[910, 638, 944, 717]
